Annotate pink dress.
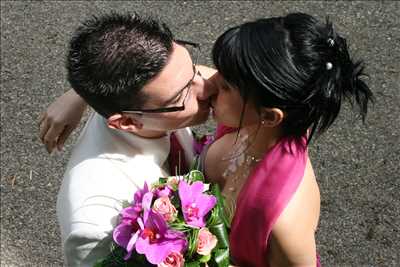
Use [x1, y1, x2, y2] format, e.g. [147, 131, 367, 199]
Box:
[214, 125, 320, 267]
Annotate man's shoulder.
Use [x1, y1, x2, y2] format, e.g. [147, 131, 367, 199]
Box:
[64, 155, 149, 179]
[58, 156, 161, 218]
[66, 156, 118, 173]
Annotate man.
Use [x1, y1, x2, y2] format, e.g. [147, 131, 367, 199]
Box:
[42, 12, 216, 266]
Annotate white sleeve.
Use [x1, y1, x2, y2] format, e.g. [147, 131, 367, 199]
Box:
[63, 229, 111, 267]
[57, 159, 141, 266]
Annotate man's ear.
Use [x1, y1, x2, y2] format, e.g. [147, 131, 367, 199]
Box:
[107, 114, 143, 133]
[261, 108, 284, 128]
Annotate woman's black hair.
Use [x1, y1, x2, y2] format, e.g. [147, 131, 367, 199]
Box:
[212, 13, 373, 143]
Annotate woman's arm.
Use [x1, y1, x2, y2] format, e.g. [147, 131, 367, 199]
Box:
[268, 222, 317, 267]
[39, 89, 87, 153]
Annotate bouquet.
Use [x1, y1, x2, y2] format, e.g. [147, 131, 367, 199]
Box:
[95, 169, 230, 267]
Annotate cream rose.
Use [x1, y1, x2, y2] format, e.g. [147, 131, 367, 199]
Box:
[152, 196, 177, 222]
[167, 176, 181, 188]
[158, 251, 185, 267]
[196, 227, 218, 255]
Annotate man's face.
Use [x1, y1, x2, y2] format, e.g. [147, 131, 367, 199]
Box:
[131, 42, 214, 131]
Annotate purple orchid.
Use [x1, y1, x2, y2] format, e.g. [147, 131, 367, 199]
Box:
[113, 183, 154, 260]
[134, 182, 150, 207]
[135, 209, 187, 264]
[154, 185, 173, 198]
[113, 220, 140, 260]
[193, 135, 214, 155]
[178, 180, 217, 228]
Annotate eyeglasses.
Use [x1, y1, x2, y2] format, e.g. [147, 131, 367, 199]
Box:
[122, 40, 201, 115]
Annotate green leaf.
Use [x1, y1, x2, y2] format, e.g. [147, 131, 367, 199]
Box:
[121, 200, 131, 209]
[151, 176, 174, 191]
[215, 248, 230, 265]
[209, 248, 230, 267]
[170, 192, 182, 209]
[209, 223, 229, 249]
[190, 155, 202, 171]
[187, 228, 200, 258]
[210, 184, 230, 229]
[92, 243, 156, 267]
[199, 253, 212, 263]
[159, 177, 168, 184]
[185, 261, 201, 267]
[187, 170, 205, 183]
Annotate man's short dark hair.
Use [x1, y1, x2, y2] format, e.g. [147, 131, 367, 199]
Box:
[67, 12, 174, 118]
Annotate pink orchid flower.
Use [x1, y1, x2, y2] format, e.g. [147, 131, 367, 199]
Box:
[178, 180, 217, 228]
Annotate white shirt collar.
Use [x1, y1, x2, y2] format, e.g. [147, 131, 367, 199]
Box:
[94, 114, 171, 167]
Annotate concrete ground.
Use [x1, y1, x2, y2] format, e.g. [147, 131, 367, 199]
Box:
[1, 1, 399, 266]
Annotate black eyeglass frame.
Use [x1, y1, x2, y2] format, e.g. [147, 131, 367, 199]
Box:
[121, 40, 201, 115]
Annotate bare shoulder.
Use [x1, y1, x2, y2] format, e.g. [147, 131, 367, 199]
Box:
[268, 158, 320, 266]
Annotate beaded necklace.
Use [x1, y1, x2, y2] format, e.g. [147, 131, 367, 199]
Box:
[221, 130, 263, 192]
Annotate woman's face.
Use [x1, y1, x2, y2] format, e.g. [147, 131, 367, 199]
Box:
[210, 73, 260, 128]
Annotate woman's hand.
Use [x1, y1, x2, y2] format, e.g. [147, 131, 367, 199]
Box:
[39, 89, 87, 153]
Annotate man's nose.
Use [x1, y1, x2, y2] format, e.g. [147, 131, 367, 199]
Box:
[194, 74, 218, 101]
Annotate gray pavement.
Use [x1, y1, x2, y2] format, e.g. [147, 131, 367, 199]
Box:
[1, 1, 399, 266]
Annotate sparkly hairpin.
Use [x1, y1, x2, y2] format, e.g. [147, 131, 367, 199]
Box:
[326, 38, 335, 70]
[327, 38, 335, 47]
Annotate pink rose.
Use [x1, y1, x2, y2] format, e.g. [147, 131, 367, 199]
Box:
[152, 196, 177, 222]
[158, 251, 185, 267]
[196, 227, 218, 255]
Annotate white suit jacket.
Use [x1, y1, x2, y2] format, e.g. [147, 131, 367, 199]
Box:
[57, 112, 194, 266]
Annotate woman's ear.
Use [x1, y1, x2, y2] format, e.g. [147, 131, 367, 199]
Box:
[261, 108, 284, 127]
[107, 114, 143, 133]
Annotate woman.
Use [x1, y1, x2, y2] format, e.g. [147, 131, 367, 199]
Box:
[40, 13, 373, 267]
[202, 13, 373, 267]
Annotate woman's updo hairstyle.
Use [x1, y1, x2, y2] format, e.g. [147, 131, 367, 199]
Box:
[212, 13, 373, 143]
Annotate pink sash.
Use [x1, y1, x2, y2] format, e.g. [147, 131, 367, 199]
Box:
[215, 125, 309, 267]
